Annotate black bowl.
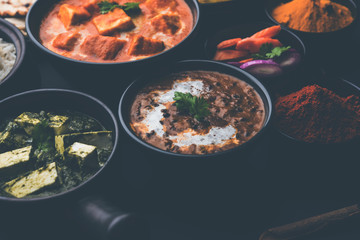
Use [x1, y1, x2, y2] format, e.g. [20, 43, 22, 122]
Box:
[273, 70, 360, 147]
[268, 73, 360, 198]
[118, 59, 274, 221]
[26, 0, 201, 100]
[204, 22, 306, 83]
[119, 60, 272, 159]
[117, 59, 275, 219]
[118, 59, 272, 187]
[0, 18, 28, 99]
[0, 89, 119, 205]
[265, 0, 358, 50]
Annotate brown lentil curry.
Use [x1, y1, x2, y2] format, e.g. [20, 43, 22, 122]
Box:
[130, 71, 265, 154]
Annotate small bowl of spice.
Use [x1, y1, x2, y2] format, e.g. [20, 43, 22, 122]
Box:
[265, 0, 358, 48]
[274, 73, 360, 146]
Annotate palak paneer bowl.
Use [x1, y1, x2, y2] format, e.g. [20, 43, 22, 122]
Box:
[0, 89, 118, 203]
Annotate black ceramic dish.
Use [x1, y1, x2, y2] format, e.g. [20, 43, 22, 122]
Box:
[264, 0, 358, 47]
[273, 72, 360, 147]
[0, 89, 119, 204]
[204, 22, 306, 83]
[26, 0, 201, 100]
[198, 0, 240, 12]
[268, 73, 360, 197]
[0, 18, 28, 99]
[118, 59, 274, 221]
[119, 60, 272, 159]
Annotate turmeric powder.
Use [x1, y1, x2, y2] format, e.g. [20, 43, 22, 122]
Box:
[272, 0, 354, 33]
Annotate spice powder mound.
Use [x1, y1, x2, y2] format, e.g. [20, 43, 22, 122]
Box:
[275, 84, 360, 143]
[271, 0, 354, 33]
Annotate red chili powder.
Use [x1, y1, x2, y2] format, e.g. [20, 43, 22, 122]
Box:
[275, 84, 360, 143]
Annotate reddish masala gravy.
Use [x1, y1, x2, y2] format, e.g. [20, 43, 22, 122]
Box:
[130, 71, 266, 155]
[39, 0, 193, 63]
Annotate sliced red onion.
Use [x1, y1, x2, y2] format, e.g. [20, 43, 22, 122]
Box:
[274, 48, 301, 70]
[240, 59, 283, 78]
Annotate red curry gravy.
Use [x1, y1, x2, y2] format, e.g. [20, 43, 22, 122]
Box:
[130, 71, 266, 155]
[39, 0, 193, 63]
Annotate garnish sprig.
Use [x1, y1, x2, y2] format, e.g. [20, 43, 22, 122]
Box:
[98, 1, 141, 15]
[252, 43, 291, 60]
[173, 92, 210, 121]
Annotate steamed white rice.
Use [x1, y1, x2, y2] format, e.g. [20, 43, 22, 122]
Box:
[0, 38, 16, 82]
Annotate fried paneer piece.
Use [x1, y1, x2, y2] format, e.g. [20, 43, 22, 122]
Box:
[58, 4, 91, 29]
[151, 13, 181, 35]
[128, 35, 165, 56]
[52, 31, 81, 51]
[93, 8, 135, 36]
[80, 35, 126, 60]
[3, 162, 58, 198]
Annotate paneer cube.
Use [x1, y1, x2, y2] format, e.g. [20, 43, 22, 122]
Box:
[52, 31, 81, 51]
[3, 162, 58, 198]
[128, 35, 165, 55]
[55, 131, 112, 156]
[0, 146, 32, 179]
[92, 8, 135, 36]
[58, 4, 91, 29]
[80, 35, 126, 60]
[144, 0, 178, 10]
[14, 112, 41, 135]
[151, 13, 181, 35]
[66, 142, 99, 169]
[48, 114, 69, 135]
[0, 122, 31, 152]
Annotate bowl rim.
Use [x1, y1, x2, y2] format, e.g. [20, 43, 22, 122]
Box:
[197, 0, 237, 6]
[264, 0, 358, 35]
[0, 18, 26, 88]
[118, 59, 273, 159]
[275, 78, 360, 146]
[25, 0, 201, 66]
[203, 21, 306, 62]
[0, 88, 119, 202]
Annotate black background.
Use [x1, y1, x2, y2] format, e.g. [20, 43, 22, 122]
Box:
[2, 0, 360, 239]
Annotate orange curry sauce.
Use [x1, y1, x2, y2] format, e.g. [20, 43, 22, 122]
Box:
[39, 0, 193, 63]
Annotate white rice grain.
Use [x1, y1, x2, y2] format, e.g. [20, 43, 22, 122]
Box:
[0, 38, 16, 82]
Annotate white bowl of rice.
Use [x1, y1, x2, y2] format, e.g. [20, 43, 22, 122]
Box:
[0, 18, 26, 97]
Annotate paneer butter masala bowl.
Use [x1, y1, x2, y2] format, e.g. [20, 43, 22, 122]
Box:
[0, 89, 118, 201]
[27, 0, 198, 63]
[119, 60, 272, 156]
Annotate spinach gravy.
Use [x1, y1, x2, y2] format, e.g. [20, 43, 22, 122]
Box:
[0, 110, 113, 199]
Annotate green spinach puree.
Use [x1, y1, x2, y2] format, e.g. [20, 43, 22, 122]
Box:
[0, 111, 113, 199]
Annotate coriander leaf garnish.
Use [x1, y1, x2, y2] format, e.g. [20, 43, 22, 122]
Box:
[32, 120, 54, 152]
[173, 92, 210, 121]
[266, 46, 291, 58]
[98, 1, 141, 15]
[98, 1, 119, 14]
[252, 43, 291, 60]
[122, 2, 141, 14]
[252, 43, 274, 60]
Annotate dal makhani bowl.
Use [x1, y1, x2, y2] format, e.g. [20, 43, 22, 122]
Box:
[119, 60, 272, 158]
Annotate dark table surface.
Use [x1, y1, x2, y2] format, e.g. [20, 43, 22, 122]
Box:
[2, 0, 360, 239]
